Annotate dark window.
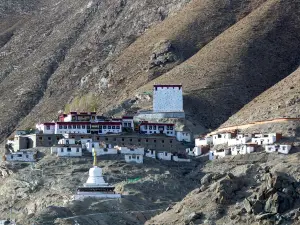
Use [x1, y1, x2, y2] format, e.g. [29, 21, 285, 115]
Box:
[108, 126, 111, 129]
[76, 148, 79, 152]
[46, 125, 50, 130]
[149, 126, 152, 130]
[170, 126, 173, 130]
[73, 125, 76, 129]
[26, 155, 29, 158]
[68, 125, 72, 129]
[82, 125, 86, 129]
[105, 138, 108, 141]
[39, 137, 43, 140]
[153, 125, 156, 130]
[138, 139, 141, 142]
[99, 126, 102, 129]
[67, 148, 71, 152]
[137, 156, 139, 160]
[64, 125, 67, 129]
[145, 125, 147, 129]
[170, 140, 173, 143]
[87, 130, 90, 133]
[114, 138, 117, 141]
[116, 126, 120, 129]
[130, 139, 132, 142]
[154, 139, 156, 143]
[77, 125, 80, 129]
[162, 140, 164, 143]
[97, 137, 100, 140]
[122, 138, 125, 141]
[59, 125, 62, 129]
[146, 139, 148, 142]
[87, 125, 90, 129]
[112, 126, 115, 129]
[56, 137, 60, 140]
[61, 148, 64, 152]
[103, 126, 107, 129]
[99, 130, 102, 133]
[92, 144, 94, 147]
[48, 137, 52, 140]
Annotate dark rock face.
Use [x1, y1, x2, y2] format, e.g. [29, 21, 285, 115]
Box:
[245, 172, 300, 216]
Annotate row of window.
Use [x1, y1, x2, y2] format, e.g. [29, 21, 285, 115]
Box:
[54, 125, 121, 130]
[143, 125, 174, 130]
[60, 148, 80, 152]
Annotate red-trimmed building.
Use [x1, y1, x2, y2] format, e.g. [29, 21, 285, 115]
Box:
[139, 122, 175, 137]
[36, 121, 122, 135]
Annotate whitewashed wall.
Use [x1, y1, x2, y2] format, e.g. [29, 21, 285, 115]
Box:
[153, 86, 183, 112]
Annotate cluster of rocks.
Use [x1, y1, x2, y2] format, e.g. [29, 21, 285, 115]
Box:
[149, 40, 178, 69]
[200, 172, 246, 204]
[243, 169, 300, 223]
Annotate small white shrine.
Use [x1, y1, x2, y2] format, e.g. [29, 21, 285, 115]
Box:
[73, 149, 121, 200]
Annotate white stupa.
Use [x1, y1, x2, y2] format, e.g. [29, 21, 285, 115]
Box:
[84, 166, 108, 187]
[73, 149, 121, 200]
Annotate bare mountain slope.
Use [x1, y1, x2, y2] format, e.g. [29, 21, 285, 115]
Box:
[221, 67, 300, 127]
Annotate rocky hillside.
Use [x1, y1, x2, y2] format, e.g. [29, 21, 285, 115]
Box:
[148, 151, 300, 225]
[1, 0, 300, 141]
[0, 150, 198, 224]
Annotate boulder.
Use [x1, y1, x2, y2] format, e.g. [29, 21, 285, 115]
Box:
[256, 213, 276, 220]
[265, 192, 293, 213]
[243, 198, 252, 213]
[201, 174, 213, 186]
[184, 212, 202, 224]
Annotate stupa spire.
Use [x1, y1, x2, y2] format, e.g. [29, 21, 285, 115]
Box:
[93, 148, 97, 166]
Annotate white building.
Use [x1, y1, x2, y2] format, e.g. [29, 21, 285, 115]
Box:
[36, 122, 122, 135]
[36, 123, 56, 134]
[5, 151, 37, 162]
[153, 84, 183, 112]
[212, 149, 230, 159]
[122, 116, 134, 129]
[230, 145, 255, 155]
[85, 142, 113, 152]
[157, 152, 172, 161]
[186, 147, 202, 156]
[265, 145, 277, 153]
[52, 145, 82, 157]
[265, 144, 292, 154]
[145, 149, 156, 158]
[251, 133, 282, 145]
[228, 134, 252, 146]
[278, 145, 292, 154]
[116, 146, 144, 155]
[176, 131, 191, 142]
[212, 133, 235, 145]
[195, 136, 213, 146]
[139, 122, 175, 136]
[125, 154, 143, 164]
[58, 138, 76, 145]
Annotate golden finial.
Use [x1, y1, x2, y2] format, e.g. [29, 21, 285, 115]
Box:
[92, 148, 97, 166]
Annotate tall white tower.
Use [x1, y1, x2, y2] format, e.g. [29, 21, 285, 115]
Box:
[153, 84, 183, 112]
